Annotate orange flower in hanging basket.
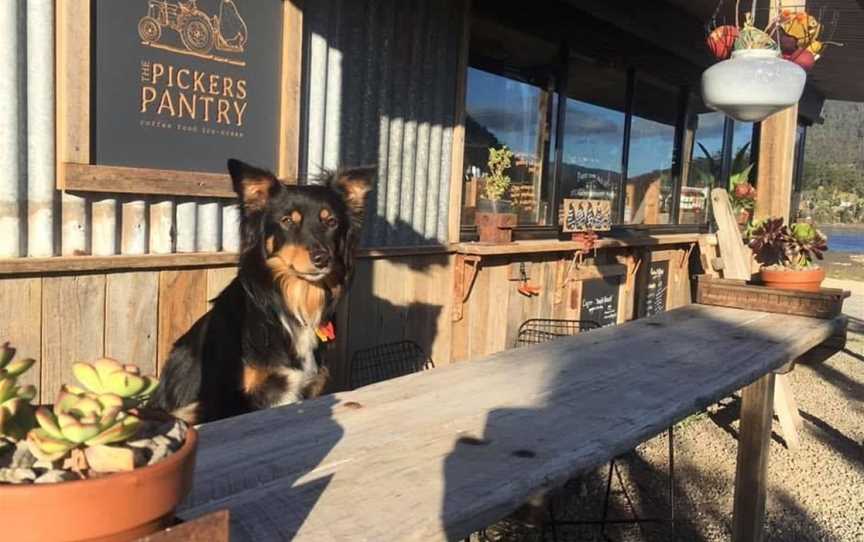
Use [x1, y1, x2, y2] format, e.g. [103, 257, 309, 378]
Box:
[706, 25, 739, 60]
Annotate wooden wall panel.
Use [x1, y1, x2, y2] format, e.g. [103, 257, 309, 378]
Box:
[105, 272, 158, 375]
[337, 254, 452, 388]
[0, 279, 42, 400]
[206, 267, 238, 303]
[157, 270, 208, 373]
[41, 275, 106, 401]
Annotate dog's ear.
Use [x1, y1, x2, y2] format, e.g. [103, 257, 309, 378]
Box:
[228, 159, 281, 212]
[329, 166, 375, 220]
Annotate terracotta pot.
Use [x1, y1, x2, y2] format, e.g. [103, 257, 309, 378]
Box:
[2, 427, 198, 542]
[760, 267, 826, 292]
[475, 212, 517, 243]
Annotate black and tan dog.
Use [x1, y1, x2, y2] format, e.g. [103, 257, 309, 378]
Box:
[149, 159, 374, 424]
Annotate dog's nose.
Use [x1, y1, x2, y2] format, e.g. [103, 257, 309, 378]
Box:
[309, 247, 330, 269]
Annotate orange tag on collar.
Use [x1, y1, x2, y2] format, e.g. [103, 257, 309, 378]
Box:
[316, 321, 335, 342]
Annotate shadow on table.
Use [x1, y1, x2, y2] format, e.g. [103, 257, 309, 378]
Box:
[439, 307, 847, 541]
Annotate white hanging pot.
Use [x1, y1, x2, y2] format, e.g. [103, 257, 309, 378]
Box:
[701, 48, 806, 122]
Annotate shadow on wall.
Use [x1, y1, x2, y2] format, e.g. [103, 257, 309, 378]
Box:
[325, 218, 452, 391]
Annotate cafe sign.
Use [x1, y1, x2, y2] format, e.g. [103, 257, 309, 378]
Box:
[94, 0, 283, 174]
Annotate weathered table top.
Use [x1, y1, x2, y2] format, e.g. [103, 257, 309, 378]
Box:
[178, 304, 845, 541]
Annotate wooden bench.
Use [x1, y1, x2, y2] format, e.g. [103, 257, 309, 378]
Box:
[177, 304, 846, 541]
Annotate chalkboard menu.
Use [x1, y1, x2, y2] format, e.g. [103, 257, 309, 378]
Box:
[94, 0, 283, 173]
[644, 260, 670, 317]
[580, 277, 620, 328]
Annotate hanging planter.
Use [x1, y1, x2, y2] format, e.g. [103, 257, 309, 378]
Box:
[702, 48, 806, 122]
[701, 4, 840, 123]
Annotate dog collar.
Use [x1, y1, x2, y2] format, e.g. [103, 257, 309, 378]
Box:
[315, 321, 335, 342]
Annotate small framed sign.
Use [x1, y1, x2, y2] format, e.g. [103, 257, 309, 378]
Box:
[562, 199, 612, 233]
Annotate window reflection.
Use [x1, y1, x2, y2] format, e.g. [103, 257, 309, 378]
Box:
[462, 68, 551, 226]
[555, 61, 626, 226]
[681, 110, 725, 223]
[624, 78, 678, 225]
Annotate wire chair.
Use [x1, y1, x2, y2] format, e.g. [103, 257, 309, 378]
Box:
[349, 340, 434, 390]
[514, 319, 601, 347]
[513, 318, 675, 539]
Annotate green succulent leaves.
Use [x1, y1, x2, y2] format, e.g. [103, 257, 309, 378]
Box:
[0, 348, 159, 466]
[0, 343, 37, 441]
[746, 217, 829, 270]
[27, 387, 141, 461]
[72, 358, 158, 404]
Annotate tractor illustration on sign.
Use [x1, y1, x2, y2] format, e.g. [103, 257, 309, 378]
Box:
[138, 0, 248, 60]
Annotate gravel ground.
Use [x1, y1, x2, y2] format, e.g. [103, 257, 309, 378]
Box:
[481, 280, 864, 542]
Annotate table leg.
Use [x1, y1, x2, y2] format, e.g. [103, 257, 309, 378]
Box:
[732, 373, 775, 542]
[773, 374, 802, 450]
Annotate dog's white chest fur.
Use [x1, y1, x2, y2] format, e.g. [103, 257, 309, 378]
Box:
[274, 315, 320, 406]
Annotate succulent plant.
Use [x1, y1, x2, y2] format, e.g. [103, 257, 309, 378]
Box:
[746, 217, 828, 270]
[27, 386, 141, 461]
[72, 358, 158, 406]
[0, 343, 37, 442]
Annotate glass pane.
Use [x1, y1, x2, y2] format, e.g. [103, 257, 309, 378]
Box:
[731, 121, 756, 185]
[462, 68, 551, 226]
[680, 110, 725, 224]
[624, 78, 678, 225]
[556, 60, 626, 227]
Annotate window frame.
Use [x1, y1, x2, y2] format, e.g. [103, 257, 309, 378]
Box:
[459, 46, 714, 241]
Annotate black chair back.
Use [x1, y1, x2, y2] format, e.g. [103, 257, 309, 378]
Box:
[514, 318, 600, 347]
[349, 340, 434, 389]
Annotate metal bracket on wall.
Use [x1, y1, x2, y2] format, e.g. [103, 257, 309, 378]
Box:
[452, 254, 481, 322]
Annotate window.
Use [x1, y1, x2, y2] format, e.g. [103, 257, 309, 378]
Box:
[554, 59, 627, 227]
[680, 110, 725, 224]
[624, 77, 679, 225]
[731, 121, 756, 183]
[462, 68, 552, 226]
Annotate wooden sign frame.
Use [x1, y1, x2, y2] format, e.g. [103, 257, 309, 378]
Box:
[635, 249, 676, 318]
[56, 0, 302, 198]
[566, 264, 628, 327]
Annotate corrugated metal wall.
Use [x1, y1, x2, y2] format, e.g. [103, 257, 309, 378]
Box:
[304, 0, 465, 246]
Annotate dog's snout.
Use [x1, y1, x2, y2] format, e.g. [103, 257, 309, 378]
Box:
[309, 247, 330, 269]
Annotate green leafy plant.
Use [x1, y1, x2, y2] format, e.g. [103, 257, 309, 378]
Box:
[482, 146, 513, 202]
[746, 217, 828, 270]
[0, 343, 37, 444]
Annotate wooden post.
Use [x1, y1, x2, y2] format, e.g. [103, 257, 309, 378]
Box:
[732, 372, 776, 542]
[754, 105, 798, 223]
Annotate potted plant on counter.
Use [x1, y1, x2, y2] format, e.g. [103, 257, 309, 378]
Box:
[475, 146, 518, 243]
[1, 346, 198, 542]
[746, 217, 829, 291]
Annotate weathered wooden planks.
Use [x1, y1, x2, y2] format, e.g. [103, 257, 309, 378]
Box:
[41, 275, 106, 400]
[157, 270, 209, 373]
[206, 267, 237, 303]
[732, 373, 776, 542]
[0, 279, 42, 399]
[105, 272, 159, 375]
[179, 305, 845, 542]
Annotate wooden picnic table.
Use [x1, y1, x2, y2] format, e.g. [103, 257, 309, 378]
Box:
[177, 304, 846, 541]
